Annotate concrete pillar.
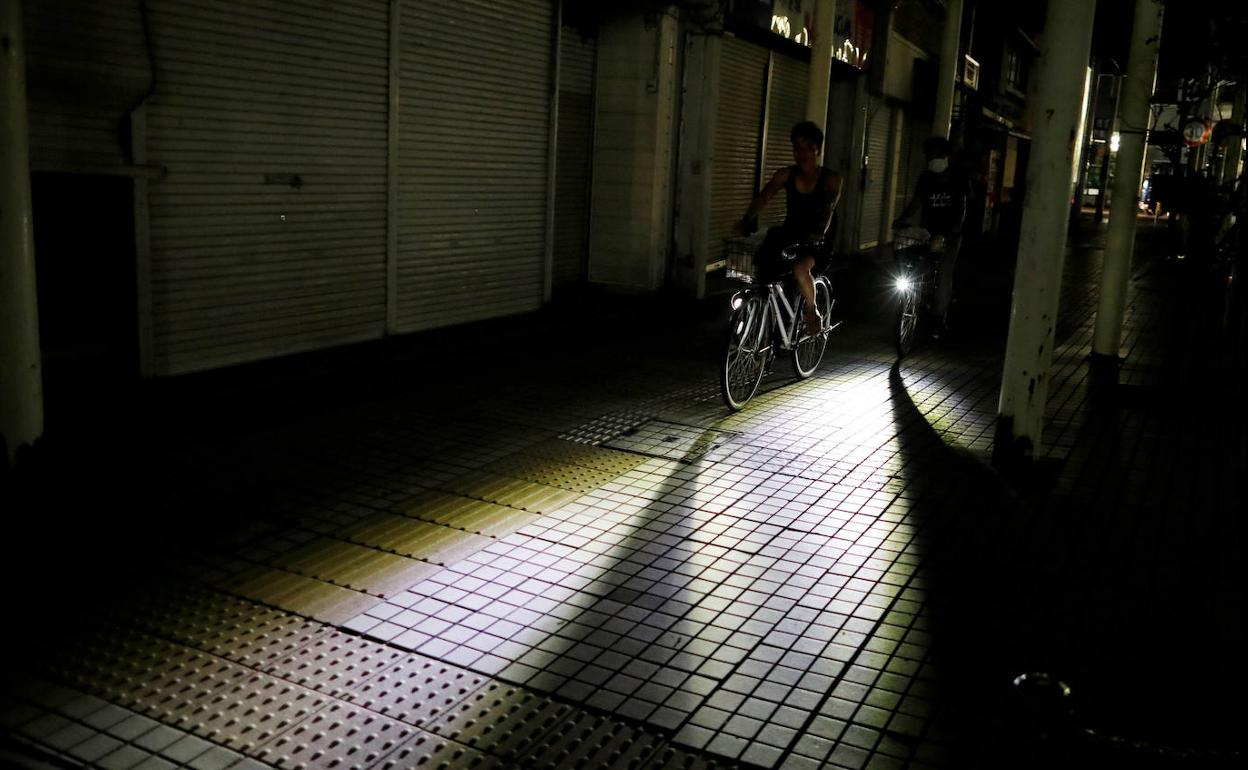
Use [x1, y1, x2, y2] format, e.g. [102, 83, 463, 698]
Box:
[587, 12, 679, 291]
[1, 0, 44, 470]
[1090, 0, 1164, 372]
[994, 0, 1096, 468]
[673, 33, 721, 298]
[931, 0, 963, 140]
[806, 0, 836, 138]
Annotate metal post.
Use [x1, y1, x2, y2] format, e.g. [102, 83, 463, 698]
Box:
[542, 0, 562, 302]
[1, 0, 43, 469]
[1219, 81, 1244, 186]
[1090, 0, 1163, 375]
[931, 0, 963, 140]
[1094, 75, 1121, 224]
[994, 0, 1097, 468]
[385, 0, 400, 332]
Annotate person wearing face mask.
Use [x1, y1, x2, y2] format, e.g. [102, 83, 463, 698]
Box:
[894, 136, 969, 337]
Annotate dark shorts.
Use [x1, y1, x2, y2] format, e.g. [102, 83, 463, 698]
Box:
[753, 227, 832, 282]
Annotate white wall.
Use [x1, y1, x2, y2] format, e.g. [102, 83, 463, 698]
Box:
[587, 13, 679, 291]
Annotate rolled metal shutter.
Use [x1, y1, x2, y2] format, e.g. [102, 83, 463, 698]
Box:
[552, 25, 595, 291]
[708, 36, 768, 267]
[758, 52, 809, 231]
[22, 0, 152, 171]
[859, 96, 890, 249]
[397, 0, 554, 332]
[144, 0, 390, 375]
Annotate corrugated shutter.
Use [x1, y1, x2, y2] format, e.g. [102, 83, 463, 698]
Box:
[552, 25, 595, 291]
[397, 0, 554, 332]
[860, 96, 890, 248]
[22, 0, 152, 171]
[708, 36, 768, 267]
[759, 52, 809, 231]
[144, 0, 390, 375]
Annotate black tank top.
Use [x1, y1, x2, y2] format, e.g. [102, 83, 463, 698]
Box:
[783, 166, 829, 235]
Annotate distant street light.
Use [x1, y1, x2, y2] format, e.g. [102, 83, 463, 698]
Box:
[1110, 132, 1121, 153]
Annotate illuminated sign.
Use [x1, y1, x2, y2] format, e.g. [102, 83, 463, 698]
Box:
[833, 0, 873, 70]
[771, 0, 811, 46]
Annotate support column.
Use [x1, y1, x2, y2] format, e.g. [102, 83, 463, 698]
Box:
[931, 0, 963, 140]
[1, 0, 44, 470]
[1090, 0, 1164, 380]
[806, 0, 836, 135]
[994, 0, 1096, 468]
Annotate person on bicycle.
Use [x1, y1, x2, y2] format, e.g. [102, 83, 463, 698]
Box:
[894, 136, 969, 337]
[735, 121, 843, 335]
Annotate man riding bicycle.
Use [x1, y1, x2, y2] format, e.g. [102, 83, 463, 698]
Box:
[893, 136, 969, 337]
[735, 121, 843, 335]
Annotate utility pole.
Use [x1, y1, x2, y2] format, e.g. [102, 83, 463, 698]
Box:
[932, 0, 964, 140]
[1, 0, 44, 471]
[994, 0, 1097, 469]
[1090, 0, 1164, 386]
[1094, 74, 1122, 224]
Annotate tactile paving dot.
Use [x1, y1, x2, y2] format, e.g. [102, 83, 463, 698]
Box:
[265, 631, 404, 698]
[197, 612, 327, 669]
[35, 624, 198, 702]
[256, 701, 416, 769]
[375, 729, 500, 770]
[424, 681, 575, 760]
[349, 654, 488, 727]
[520, 708, 666, 770]
[125, 654, 329, 751]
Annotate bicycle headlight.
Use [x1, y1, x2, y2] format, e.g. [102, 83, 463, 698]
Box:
[731, 295, 744, 310]
[894, 275, 914, 293]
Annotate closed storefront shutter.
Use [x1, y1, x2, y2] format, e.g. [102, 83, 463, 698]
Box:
[859, 96, 890, 249]
[144, 0, 390, 375]
[758, 52, 809, 231]
[22, 0, 151, 171]
[552, 25, 595, 291]
[708, 36, 768, 268]
[397, 0, 554, 332]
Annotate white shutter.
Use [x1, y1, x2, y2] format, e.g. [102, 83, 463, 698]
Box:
[144, 0, 390, 375]
[396, 0, 554, 332]
[22, 0, 151, 171]
[758, 51, 809, 231]
[860, 96, 890, 249]
[552, 25, 595, 291]
[708, 36, 768, 267]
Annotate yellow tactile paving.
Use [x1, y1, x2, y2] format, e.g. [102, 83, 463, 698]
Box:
[391, 490, 538, 538]
[226, 567, 381, 626]
[440, 471, 582, 514]
[273, 538, 440, 599]
[341, 513, 494, 566]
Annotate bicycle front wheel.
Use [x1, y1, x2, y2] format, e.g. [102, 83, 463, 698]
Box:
[896, 279, 920, 358]
[792, 278, 832, 379]
[722, 295, 768, 410]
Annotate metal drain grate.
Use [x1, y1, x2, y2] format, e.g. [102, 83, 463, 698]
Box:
[602, 420, 740, 463]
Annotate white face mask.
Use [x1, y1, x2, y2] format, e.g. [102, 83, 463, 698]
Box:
[928, 158, 949, 173]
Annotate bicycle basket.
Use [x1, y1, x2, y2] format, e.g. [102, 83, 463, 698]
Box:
[892, 227, 930, 260]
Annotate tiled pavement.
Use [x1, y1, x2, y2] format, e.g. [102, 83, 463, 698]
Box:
[2, 221, 1243, 769]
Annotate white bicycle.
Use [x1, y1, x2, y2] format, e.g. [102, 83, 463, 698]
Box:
[720, 241, 839, 410]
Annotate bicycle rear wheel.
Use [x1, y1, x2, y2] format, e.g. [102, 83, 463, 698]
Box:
[896, 278, 920, 357]
[792, 278, 832, 379]
[722, 295, 768, 410]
